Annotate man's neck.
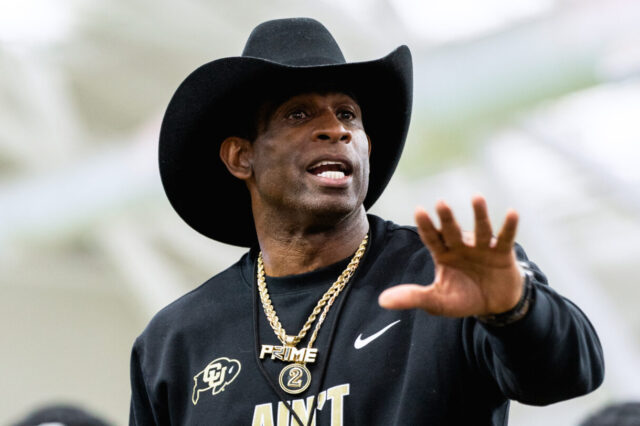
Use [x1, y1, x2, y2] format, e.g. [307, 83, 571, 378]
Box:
[255, 208, 369, 277]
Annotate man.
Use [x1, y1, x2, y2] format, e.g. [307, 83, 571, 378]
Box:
[130, 18, 604, 425]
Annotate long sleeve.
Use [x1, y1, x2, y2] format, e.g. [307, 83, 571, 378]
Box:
[463, 245, 605, 405]
[129, 339, 160, 426]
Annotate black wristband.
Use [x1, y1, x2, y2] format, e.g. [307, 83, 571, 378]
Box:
[476, 269, 535, 327]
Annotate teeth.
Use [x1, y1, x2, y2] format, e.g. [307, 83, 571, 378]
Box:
[317, 171, 345, 179]
[309, 160, 345, 169]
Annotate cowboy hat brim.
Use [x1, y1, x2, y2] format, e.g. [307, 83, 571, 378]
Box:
[159, 45, 412, 247]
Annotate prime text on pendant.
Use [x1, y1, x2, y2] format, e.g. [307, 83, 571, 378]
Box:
[260, 345, 318, 363]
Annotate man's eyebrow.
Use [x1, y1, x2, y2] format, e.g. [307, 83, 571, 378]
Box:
[338, 98, 359, 107]
[277, 99, 312, 114]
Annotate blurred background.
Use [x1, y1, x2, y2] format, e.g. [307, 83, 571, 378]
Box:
[1, 0, 639, 424]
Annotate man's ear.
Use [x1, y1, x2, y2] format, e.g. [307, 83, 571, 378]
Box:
[220, 136, 253, 180]
[367, 135, 372, 156]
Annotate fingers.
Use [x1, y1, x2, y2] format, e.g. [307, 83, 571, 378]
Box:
[417, 197, 518, 253]
[472, 194, 493, 248]
[379, 284, 444, 315]
[435, 200, 464, 249]
[415, 207, 447, 255]
[496, 208, 519, 252]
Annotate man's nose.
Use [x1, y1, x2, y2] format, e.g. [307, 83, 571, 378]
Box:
[311, 113, 352, 144]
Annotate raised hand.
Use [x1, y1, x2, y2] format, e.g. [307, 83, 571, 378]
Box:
[378, 195, 524, 317]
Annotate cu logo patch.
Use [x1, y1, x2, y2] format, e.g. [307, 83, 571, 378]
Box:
[192, 357, 241, 405]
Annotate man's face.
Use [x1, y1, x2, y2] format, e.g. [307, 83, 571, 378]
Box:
[247, 92, 370, 222]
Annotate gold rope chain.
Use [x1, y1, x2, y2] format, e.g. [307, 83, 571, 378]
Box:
[257, 234, 368, 348]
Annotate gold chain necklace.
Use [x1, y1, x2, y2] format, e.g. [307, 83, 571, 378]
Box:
[257, 234, 368, 394]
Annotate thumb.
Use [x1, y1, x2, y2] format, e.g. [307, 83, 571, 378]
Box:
[379, 284, 443, 314]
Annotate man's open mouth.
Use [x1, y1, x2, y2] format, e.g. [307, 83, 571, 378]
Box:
[307, 160, 352, 180]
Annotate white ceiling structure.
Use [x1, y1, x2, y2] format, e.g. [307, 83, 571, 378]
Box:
[1, 0, 640, 424]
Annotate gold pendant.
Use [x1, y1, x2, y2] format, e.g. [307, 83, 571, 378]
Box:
[259, 344, 318, 363]
[279, 363, 311, 394]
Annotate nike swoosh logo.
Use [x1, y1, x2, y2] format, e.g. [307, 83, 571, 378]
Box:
[354, 320, 401, 349]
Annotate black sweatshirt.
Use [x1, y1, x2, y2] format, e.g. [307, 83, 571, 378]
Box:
[130, 215, 604, 425]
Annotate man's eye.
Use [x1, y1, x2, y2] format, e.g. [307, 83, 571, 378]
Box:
[287, 110, 307, 120]
[337, 110, 355, 120]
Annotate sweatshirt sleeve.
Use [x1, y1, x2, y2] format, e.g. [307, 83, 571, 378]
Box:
[463, 245, 605, 405]
[129, 338, 160, 426]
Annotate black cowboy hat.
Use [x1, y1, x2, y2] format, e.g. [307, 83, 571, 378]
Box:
[159, 17, 412, 247]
